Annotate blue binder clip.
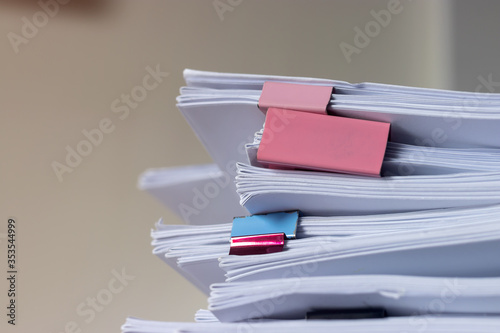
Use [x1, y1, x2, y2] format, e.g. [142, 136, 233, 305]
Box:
[229, 211, 299, 256]
[231, 211, 299, 239]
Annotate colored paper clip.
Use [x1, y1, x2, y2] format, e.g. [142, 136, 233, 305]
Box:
[229, 211, 299, 256]
[257, 108, 390, 177]
[258, 81, 333, 115]
[306, 308, 388, 320]
[231, 211, 299, 239]
[229, 233, 285, 256]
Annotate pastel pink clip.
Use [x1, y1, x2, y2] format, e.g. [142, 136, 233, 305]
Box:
[257, 108, 390, 177]
[258, 81, 333, 115]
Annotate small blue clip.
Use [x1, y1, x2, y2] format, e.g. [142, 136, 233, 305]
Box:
[230, 211, 299, 239]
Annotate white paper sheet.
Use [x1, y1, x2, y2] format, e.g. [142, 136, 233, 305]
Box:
[122, 316, 500, 333]
[209, 275, 500, 322]
[139, 164, 247, 225]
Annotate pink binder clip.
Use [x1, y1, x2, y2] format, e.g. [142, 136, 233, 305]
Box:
[257, 108, 390, 177]
[258, 81, 333, 115]
[229, 233, 285, 256]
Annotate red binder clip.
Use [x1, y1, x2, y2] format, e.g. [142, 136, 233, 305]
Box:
[229, 233, 285, 256]
[228, 211, 299, 256]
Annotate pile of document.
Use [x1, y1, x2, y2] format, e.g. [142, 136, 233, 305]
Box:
[124, 69, 500, 333]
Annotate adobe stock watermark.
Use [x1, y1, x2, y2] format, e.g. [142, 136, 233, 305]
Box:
[232, 238, 338, 331]
[178, 109, 296, 223]
[376, 72, 500, 197]
[405, 278, 467, 333]
[340, 0, 409, 64]
[240, 240, 338, 322]
[213, 0, 243, 21]
[258, 109, 297, 152]
[385, 72, 500, 180]
[51, 64, 169, 182]
[178, 159, 240, 223]
[7, 0, 71, 54]
[59, 267, 135, 333]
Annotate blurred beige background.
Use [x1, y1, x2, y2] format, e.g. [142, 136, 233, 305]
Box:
[1, 0, 499, 332]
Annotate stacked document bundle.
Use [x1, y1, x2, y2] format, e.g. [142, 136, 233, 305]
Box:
[125, 70, 500, 333]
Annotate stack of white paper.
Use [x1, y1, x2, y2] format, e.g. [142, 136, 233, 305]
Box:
[122, 316, 500, 333]
[179, 69, 500, 149]
[209, 275, 500, 322]
[220, 218, 500, 282]
[139, 164, 247, 225]
[151, 204, 500, 294]
[247, 127, 500, 175]
[236, 163, 500, 215]
[141, 69, 500, 225]
[128, 69, 500, 332]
